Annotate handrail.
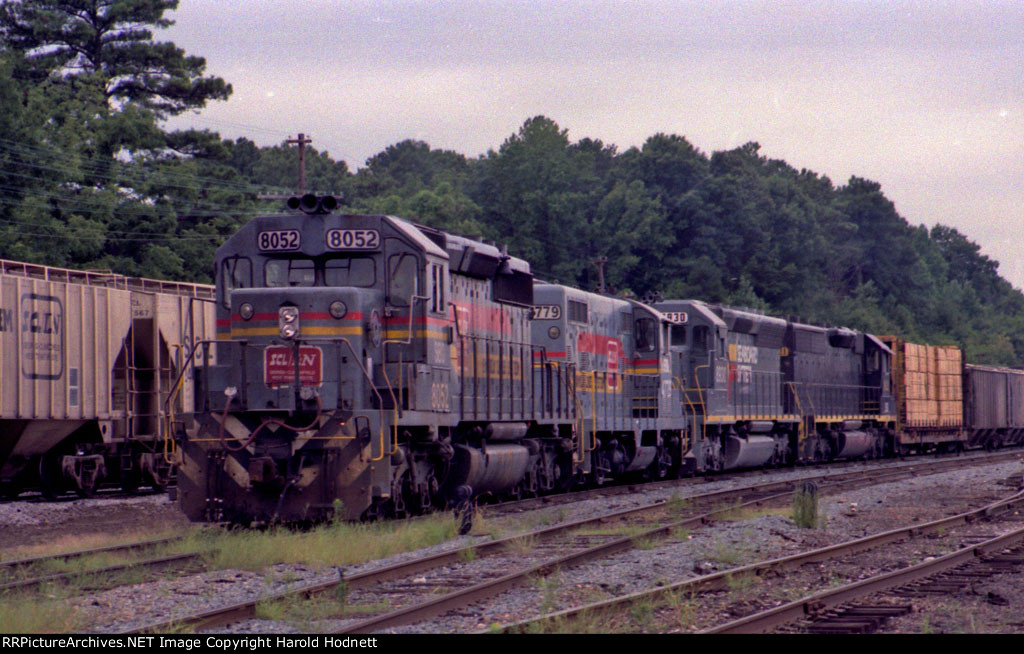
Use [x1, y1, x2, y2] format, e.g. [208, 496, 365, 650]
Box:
[673, 375, 700, 455]
[692, 363, 709, 445]
[554, 364, 587, 463]
[380, 293, 429, 457]
[785, 381, 807, 445]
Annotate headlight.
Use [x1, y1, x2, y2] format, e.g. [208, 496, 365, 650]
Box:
[548, 326, 560, 339]
[239, 303, 255, 321]
[279, 306, 300, 340]
[329, 301, 347, 319]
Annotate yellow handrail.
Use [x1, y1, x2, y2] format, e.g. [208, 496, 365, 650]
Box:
[556, 365, 588, 463]
[692, 364, 709, 446]
[786, 381, 805, 444]
[673, 375, 699, 455]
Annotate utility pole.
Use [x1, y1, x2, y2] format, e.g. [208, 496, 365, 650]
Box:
[259, 132, 313, 201]
[286, 133, 312, 194]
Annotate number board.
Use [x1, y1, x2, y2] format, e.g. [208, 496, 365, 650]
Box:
[326, 229, 381, 250]
[257, 230, 301, 252]
[663, 311, 688, 324]
[533, 305, 562, 320]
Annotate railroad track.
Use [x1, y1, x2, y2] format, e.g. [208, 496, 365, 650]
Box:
[1, 536, 184, 575]
[118, 451, 1020, 634]
[0, 536, 207, 596]
[494, 488, 1024, 634]
[0, 552, 207, 594]
[709, 517, 1024, 634]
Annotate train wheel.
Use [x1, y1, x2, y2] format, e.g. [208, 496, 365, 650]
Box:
[38, 454, 65, 500]
[76, 475, 98, 498]
[120, 470, 141, 494]
[148, 464, 172, 492]
[592, 450, 612, 486]
[649, 447, 672, 480]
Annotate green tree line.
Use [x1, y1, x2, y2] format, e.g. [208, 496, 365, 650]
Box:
[2, 1, 1022, 365]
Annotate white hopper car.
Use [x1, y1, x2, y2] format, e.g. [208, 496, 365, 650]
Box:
[0, 259, 215, 497]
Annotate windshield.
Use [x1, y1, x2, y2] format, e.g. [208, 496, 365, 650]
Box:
[325, 257, 375, 287]
[266, 258, 315, 287]
[388, 253, 418, 306]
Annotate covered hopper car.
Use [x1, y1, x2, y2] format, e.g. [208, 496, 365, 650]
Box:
[0, 259, 216, 498]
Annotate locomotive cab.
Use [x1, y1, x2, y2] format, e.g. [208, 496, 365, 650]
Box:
[180, 207, 459, 522]
[656, 299, 796, 472]
[531, 286, 681, 482]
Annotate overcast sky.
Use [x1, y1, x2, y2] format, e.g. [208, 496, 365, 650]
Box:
[163, 0, 1024, 288]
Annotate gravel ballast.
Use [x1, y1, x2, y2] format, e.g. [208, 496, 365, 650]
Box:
[1, 454, 1022, 633]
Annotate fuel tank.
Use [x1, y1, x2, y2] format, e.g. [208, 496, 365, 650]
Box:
[722, 435, 776, 469]
[445, 443, 530, 496]
[834, 430, 873, 458]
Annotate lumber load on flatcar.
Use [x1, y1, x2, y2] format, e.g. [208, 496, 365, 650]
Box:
[882, 336, 965, 453]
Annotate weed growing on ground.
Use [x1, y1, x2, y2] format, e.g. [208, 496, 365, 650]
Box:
[791, 485, 820, 529]
[0, 597, 83, 633]
[530, 570, 564, 614]
[628, 599, 655, 630]
[666, 492, 690, 515]
[707, 539, 747, 566]
[664, 589, 699, 631]
[504, 534, 537, 556]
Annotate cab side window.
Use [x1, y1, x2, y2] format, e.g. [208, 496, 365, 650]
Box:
[428, 262, 445, 313]
[635, 317, 657, 353]
[693, 326, 710, 351]
[671, 325, 687, 346]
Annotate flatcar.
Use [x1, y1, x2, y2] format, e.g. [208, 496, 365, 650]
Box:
[0, 259, 216, 498]
[173, 196, 1024, 524]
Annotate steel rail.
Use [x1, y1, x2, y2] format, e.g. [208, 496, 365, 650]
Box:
[122, 452, 1019, 634]
[485, 448, 1020, 521]
[704, 518, 1024, 633]
[0, 536, 185, 571]
[496, 489, 1024, 634]
[122, 469, 849, 633]
[328, 464, 961, 634]
[0, 551, 207, 594]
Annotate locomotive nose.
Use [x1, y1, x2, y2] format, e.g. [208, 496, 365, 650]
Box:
[213, 287, 382, 414]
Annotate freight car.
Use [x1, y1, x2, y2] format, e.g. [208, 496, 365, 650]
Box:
[0, 259, 216, 498]
[963, 364, 1024, 450]
[173, 196, 1023, 524]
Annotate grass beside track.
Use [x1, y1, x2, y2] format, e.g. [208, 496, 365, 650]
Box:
[0, 513, 462, 633]
[204, 513, 461, 570]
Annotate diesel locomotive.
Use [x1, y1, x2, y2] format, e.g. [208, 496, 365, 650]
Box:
[174, 196, 1024, 523]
